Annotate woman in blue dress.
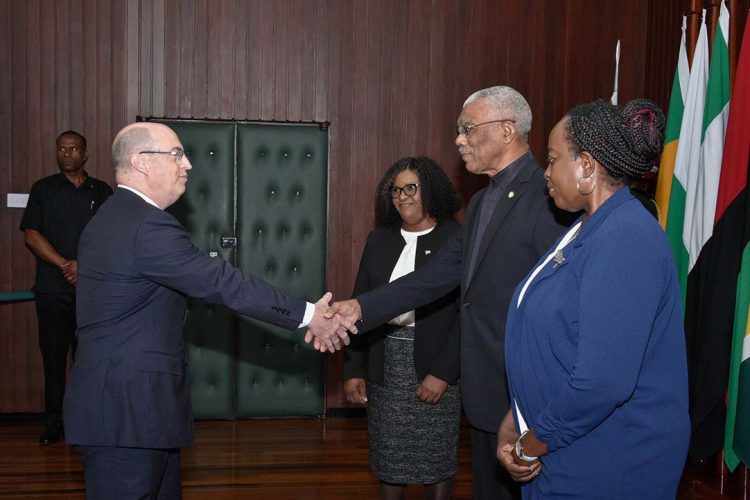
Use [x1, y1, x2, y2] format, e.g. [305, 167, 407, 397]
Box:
[498, 99, 690, 499]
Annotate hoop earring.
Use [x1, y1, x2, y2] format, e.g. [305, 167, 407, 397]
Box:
[576, 174, 596, 196]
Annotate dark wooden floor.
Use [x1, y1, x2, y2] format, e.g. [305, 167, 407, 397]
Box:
[0, 416, 472, 499]
[0, 416, 746, 499]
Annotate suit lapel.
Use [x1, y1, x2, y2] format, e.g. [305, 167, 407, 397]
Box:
[378, 227, 406, 283]
[415, 223, 444, 268]
[464, 159, 537, 290]
[461, 193, 484, 289]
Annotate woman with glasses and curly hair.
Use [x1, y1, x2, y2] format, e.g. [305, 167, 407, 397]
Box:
[343, 156, 463, 500]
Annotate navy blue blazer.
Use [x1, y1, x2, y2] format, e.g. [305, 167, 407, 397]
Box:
[505, 188, 689, 497]
[64, 188, 306, 449]
[342, 221, 460, 384]
[357, 153, 571, 432]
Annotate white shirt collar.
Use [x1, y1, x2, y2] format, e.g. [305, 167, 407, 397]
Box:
[117, 184, 161, 209]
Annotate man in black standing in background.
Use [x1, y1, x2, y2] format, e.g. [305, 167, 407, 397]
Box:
[20, 131, 112, 444]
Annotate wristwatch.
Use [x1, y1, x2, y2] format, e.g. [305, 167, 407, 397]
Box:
[515, 430, 540, 463]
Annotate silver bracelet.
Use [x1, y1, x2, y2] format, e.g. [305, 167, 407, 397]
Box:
[515, 430, 539, 462]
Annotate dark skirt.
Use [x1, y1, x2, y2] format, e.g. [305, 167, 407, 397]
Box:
[367, 325, 461, 484]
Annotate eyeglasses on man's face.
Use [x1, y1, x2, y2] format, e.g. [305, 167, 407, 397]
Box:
[390, 183, 419, 198]
[137, 147, 186, 162]
[456, 118, 516, 137]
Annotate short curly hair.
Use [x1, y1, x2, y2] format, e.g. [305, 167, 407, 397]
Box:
[566, 99, 665, 181]
[374, 157, 462, 227]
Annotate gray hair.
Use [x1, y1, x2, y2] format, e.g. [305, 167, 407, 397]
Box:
[464, 86, 532, 139]
[111, 126, 154, 172]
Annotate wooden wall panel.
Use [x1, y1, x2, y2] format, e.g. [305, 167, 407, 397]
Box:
[0, 0, 128, 411]
[2, 0, 739, 412]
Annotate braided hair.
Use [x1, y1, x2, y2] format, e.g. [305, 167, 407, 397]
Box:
[567, 99, 665, 181]
[374, 157, 462, 227]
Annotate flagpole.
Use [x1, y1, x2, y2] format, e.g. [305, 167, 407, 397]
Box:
[685, 0, 702, 66]
[708, 0, 723, 52]
[726, 0, 742, 85]
[610, 40, 620, 105]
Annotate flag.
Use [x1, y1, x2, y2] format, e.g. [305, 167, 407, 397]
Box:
[686, 1, 730, 270]
[666, 10, 709, 306]
[722, 9, 750, 471]
[656, 17, 690, 229]
[725, 252, 750, 469]
[685, 4, 750, 462]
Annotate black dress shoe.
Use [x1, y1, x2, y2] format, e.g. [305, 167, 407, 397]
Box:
[39, 427, 63, 445]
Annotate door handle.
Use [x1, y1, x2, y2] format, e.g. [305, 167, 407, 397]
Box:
[221, 237, 238, 248]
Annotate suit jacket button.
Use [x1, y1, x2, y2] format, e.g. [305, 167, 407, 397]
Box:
[462, 302, 471, 308]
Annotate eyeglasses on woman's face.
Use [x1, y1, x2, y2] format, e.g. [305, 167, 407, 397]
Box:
[389, 183, 419, 198]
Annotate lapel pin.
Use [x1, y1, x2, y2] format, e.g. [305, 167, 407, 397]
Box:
[508, 191, 515, 198]
[553, 249, 565, 267]
[425, 250, 431, 255]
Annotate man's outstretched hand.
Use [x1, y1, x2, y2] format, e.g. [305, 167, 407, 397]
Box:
[304, 293, 358, 353]
[315, 298, 363, 351]
[326, 298, 362, 324]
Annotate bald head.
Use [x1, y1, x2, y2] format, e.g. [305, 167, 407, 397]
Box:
[111, 122, 192, 209]
[112, 123, 170, 172]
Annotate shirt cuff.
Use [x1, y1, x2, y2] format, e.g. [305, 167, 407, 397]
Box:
[299, 302, 315, 329]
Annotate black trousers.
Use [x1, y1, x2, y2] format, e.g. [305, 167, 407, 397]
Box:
[34, 292, 77, 428]
[470, 426, 521, 500]
[77, 445, 182, 500]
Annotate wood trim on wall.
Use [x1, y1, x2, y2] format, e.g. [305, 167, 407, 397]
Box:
[5, 0, 747, 413]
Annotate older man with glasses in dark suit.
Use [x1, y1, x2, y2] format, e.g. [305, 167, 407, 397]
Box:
[328, 86, 571, 500]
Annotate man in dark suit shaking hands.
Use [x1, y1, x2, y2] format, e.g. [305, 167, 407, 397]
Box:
[63, 122, 353, 499]
[328, 86, 570, 499]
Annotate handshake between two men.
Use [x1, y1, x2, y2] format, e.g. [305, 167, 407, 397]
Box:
[304, 295, 363, 353]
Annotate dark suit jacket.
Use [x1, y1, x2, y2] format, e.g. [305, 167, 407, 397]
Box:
[64, 188, 307, 449]
[357, 153, 570, 432]
[342, 221, 460, 384]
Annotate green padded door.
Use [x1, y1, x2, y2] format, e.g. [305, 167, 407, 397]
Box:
[149, 119, 328, 418]
[158, 120, 237, 419]
[235, 123, 327, 417]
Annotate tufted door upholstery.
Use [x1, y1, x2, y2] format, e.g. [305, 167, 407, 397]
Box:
[161, 120, 236, 419]
[235, 124, 328, 417]
[153, 119, 328, 418]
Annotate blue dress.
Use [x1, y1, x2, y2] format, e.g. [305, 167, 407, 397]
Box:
[505, 188, 689, 499]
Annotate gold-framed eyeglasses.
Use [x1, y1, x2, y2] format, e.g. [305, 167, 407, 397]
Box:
[390, 183, 419, 198]
[456, 119, 516, 136]
[137, 147, 186, 161]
